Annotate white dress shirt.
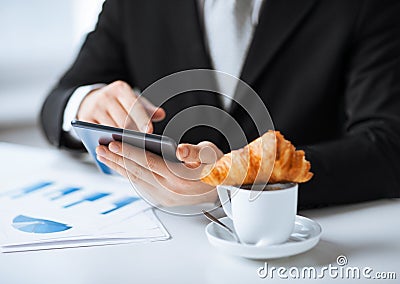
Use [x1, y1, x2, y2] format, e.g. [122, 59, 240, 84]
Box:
[63, 0, 265, 136]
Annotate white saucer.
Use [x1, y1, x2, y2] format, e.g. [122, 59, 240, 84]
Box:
[205, 216, 322, 259]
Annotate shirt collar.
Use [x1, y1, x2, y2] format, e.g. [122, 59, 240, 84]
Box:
[199, 0, 265, 26]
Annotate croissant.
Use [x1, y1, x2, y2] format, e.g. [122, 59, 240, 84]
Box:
[201, 130, 313, 186]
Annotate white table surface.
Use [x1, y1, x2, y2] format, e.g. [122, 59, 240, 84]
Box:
[0, 142, 399, 284]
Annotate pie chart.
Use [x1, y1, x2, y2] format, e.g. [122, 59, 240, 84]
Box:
[12, 215, 72, 234]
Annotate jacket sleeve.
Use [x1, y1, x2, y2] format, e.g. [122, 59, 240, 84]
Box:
[40, 0, 129, 149]
[298, 0, 400, 208]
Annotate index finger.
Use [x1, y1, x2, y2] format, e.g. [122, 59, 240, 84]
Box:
[112, 82, 153, 133]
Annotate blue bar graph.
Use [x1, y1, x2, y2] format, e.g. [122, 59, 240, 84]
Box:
[49, 187, 81, 200]
[101, 196, 140, 215]
[63, 192, 110, 208]
[11, 181, 53, 199]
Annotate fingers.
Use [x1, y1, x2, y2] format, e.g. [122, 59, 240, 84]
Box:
[109, 81, 165, 133]
[96, 146, 184, 206]
[139, 96, 166, 122]
[104, 141, 207, 182]
[106, 142, 170, 178]
[94, 112, 118, 128]
[97, 152, 129, 178]
[177, 141, 223, 164]
[80, 80, 165, 133]
[96, 152, 167, 206]
[106, 99, 137, 129]
[96, 144, 219, 206]
[97, 145, 164, 185]
[105, 81, 151, 133]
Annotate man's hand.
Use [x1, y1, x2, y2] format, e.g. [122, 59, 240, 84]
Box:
[77, 80, 165, 132]
[95, 141, 223, 207]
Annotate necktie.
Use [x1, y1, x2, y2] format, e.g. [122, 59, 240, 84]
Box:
[204, 0, 256, 109]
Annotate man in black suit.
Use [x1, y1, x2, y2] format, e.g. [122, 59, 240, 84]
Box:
[41, 0, 400, 208]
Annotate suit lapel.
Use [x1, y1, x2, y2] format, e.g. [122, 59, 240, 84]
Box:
[224, 0, 318, 142]
[241, 0, 318, 86]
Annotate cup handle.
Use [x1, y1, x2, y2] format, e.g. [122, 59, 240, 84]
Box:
[217, 186, 233, 219]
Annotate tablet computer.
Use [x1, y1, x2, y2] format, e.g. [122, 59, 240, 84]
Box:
[71, 120, 179, 175]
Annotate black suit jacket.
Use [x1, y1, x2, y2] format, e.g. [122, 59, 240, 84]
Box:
[41, 0, 400, 208]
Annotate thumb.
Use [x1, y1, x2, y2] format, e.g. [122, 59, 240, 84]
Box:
[176, 141, 223, 164]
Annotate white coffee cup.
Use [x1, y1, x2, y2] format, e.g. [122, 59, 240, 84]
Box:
[217, 183, 298, 245]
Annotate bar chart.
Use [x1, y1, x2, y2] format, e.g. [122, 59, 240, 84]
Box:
[0, 179, 168, 252]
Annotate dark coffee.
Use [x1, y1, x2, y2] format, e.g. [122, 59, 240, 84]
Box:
[240, 183, 296, 191]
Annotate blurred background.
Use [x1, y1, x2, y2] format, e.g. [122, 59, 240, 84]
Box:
[0, 0, 105, 148]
